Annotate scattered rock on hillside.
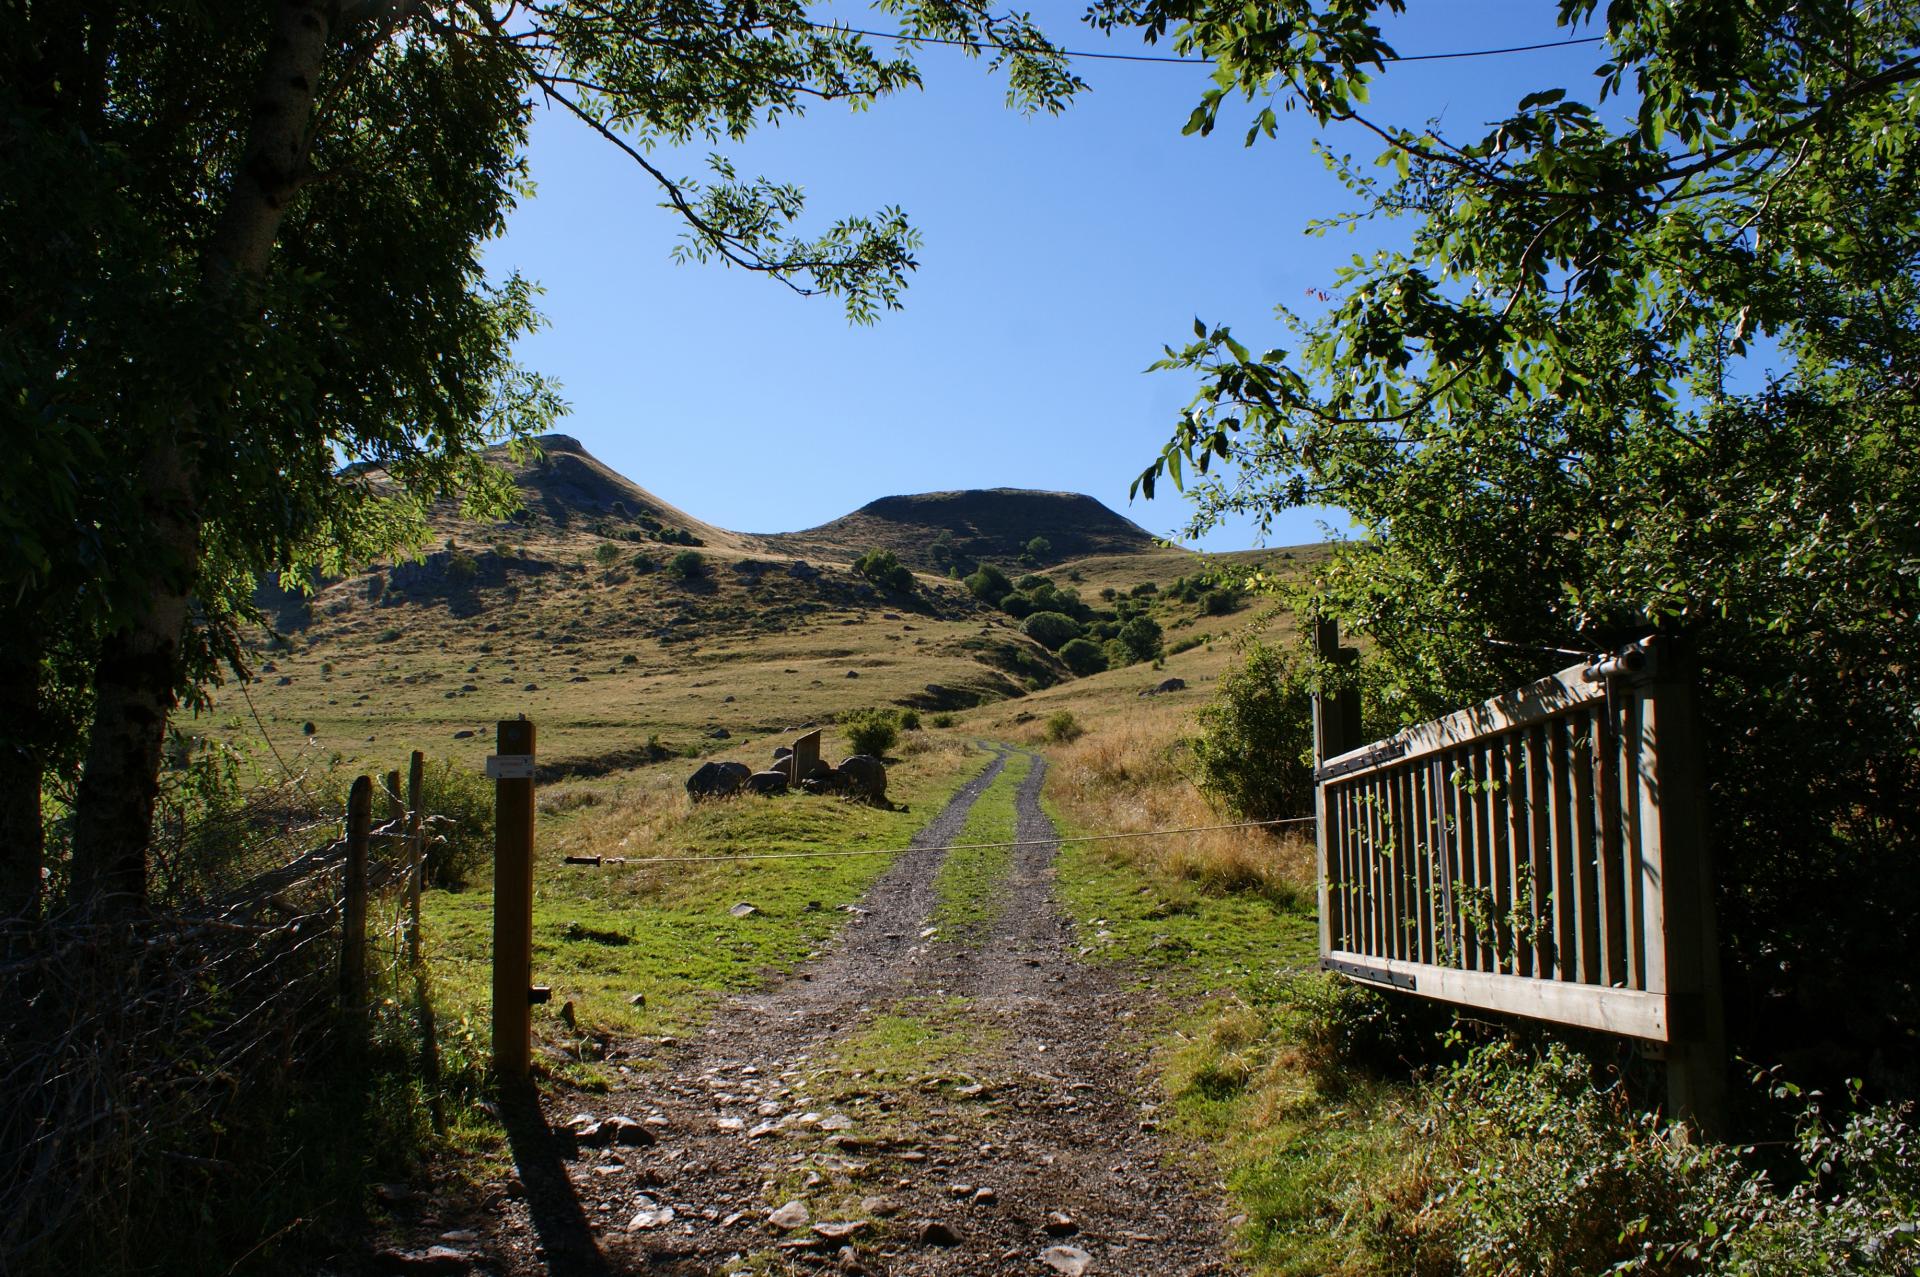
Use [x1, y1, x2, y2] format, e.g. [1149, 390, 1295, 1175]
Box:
[1139, 677, 1187, 697]
[373, 1245, 474, 1274]
[836, 755, 887, 804]
[686, 760, 750, 800]
[747, 770, 789, 796]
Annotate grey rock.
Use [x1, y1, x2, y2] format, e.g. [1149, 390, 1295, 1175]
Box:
[767, 1200, 810, 1230]
[1041, 1245, 1094, 1276]
[746, 770, 789, 795]
[836, 755, 888, 803]
[730, 902, 759, 918]
[686, 760, 750, 800]
[917, 1220, 962, 1247]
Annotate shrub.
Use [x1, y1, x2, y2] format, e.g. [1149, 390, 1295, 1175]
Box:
[445, 550, 479, 583]
[852, 548, 915, 592]
[666, 549, 705, 580]
[1099, 586, 1118, 601]
[930, 712, 956, 729]
[1043, 710, 1083, 744]
[1118, 615, 1164, 663]
[1130, 581, 1159, 597]
[1022, 610, 1083, 651]
[842, 708, 900, 757]
[999, 592, 1034, 618]
[629, 551, 656, 573]
[1103, 638, 1135, 669]
[897, 708, 921, 731]
[418, 755, 496, 886]
[1015, 573, 1049, 591]
[1201, 587, 1240, 615]
[1058, 637, 1108, 676]
[1189, 642, 1314, 820]
[1024, 535, 1052, 561]
[592, 541, 622, 569]
[964, 564, 1012, 604]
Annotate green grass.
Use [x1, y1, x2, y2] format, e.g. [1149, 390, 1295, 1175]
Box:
[419, 742, 998, 1062]
[930, 749, 1032, 932]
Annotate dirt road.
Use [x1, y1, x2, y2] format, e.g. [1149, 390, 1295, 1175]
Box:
[404, 746, 1237, 1276]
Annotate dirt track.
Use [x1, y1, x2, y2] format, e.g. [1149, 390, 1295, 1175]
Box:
[394, 746, 1237, 1277]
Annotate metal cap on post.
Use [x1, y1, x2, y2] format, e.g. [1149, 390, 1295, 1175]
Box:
[491, 719, 536, 1083]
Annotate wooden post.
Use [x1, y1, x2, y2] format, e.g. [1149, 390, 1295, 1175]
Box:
[406, 750, 425, 967]
[1638, 640, 1728, 1138]
[491, 719, 537, 1082]
[1313, 620, 1361, 962]
[341, 775, 372, 1009]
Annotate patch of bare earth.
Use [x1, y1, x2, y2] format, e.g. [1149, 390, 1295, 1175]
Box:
[388, 747, 1237, 1277]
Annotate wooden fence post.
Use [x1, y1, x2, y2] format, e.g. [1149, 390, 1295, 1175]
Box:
[341, 775, 372, 1009]
[491, 719, 537, 1083]
[1640, 640, 1728, 1137]
[1313, 620, 1361, 960]
[406, 749, 425, 967]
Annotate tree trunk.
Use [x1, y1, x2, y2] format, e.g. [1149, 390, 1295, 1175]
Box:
[67, 0, 338, 913]
[0, 621, 43, 919]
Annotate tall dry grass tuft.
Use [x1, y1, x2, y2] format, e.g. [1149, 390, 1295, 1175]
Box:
[1045, 708, 1313, 905]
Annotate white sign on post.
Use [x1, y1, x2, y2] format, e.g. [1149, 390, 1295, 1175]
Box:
[486, 754, 536, 781]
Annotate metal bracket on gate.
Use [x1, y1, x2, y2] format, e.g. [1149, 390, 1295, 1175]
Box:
[1322, 955, 1418, 991]
[1315, 738, 1407, 783]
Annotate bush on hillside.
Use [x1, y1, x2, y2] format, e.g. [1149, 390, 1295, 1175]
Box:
[853, 548, 915, 592]
[592, 541, 622, 568]
[1044, 710, 1083, 744]
[897, 708, 921, 730]
[1023, 535, 1052, 563]
[999, 592, 1034, 618]
[1059, 637, 1108, 676]
[666, 549, 705, 580]
[1118, 614, 1164, 663]
[1189, 642, 1314, 821]
[1022, 610, 1083, 651]
[965, 564, 1012, 604]
[1202, 587, 1240, 615]
[842, 708, 899, 758]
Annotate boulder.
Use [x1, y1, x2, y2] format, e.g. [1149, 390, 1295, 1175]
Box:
[686, 760, 750, 800]
[836, 755, 888, 804]
[747, 770, 789, 796]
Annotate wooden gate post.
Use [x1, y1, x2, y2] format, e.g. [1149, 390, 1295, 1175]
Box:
[1313, 620, 1361, 958]
[341, 775, 372, 1009]
[491, 719, 537, 1082]
[1639, 640, 1728, 1137]
[406, 749, 425, 967]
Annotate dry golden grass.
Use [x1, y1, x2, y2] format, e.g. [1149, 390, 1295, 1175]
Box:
[1044, 706, 1314, 904]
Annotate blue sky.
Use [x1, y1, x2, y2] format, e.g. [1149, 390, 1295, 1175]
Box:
[484, 2, 1604, 551]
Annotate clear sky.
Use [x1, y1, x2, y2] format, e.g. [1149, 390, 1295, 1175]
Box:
[483, 2, 1604, 551]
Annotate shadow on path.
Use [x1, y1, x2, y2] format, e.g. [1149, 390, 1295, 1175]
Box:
[499, 1084, 608, 1277]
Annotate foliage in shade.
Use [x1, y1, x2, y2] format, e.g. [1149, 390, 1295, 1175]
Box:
[1117, 0, 1920, 1089]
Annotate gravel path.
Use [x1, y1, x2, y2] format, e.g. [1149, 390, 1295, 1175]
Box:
[389, 745, 1237, 1277]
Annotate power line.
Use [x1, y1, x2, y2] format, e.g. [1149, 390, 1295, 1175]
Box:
[566, 814, 1316, 867]
[807, 22, 1605, 68]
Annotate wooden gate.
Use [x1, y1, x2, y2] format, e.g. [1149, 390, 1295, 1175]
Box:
[1312, 623, 1726, 1130]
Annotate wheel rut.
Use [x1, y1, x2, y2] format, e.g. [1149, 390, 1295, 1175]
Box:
[436, 744, 1238, 1277]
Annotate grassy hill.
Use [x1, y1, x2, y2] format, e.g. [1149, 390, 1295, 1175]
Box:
[761, 487, 1159, 570]
[217, 434, 1324, 780]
